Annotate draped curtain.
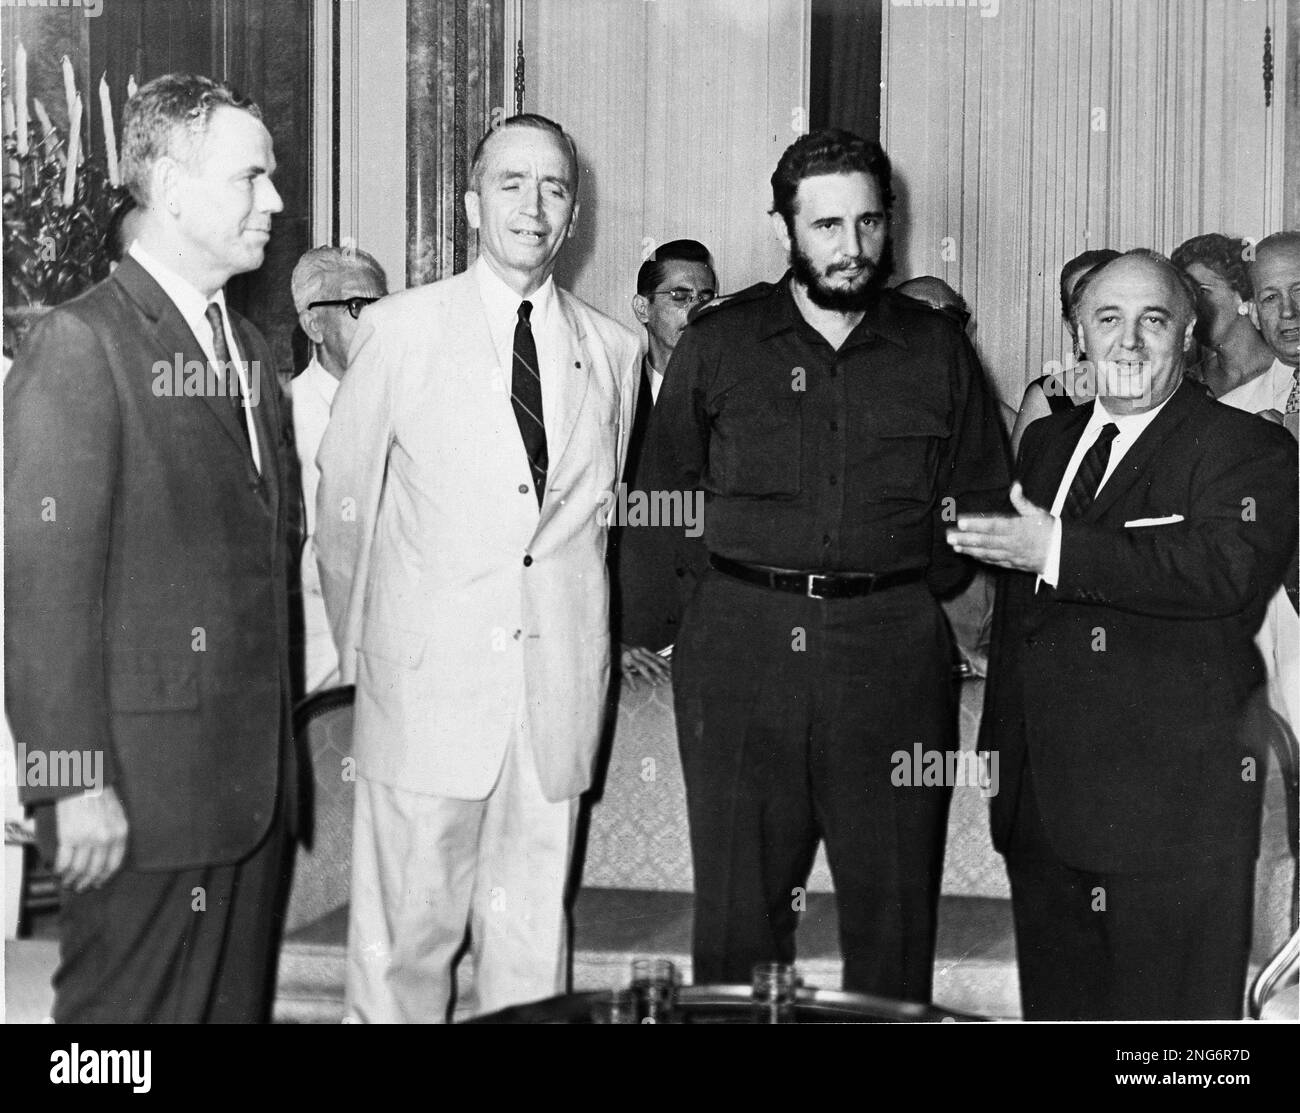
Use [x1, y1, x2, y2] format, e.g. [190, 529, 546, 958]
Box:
[524, 0, 810, 331]
[883, 0, 1291, 410]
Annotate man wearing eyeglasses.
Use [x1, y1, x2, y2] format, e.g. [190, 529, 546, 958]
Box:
[617, 240, 717, 682]
[289, 246, 388, 695]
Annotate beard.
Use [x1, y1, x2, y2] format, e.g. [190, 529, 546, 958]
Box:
[789, 234, 895, 312]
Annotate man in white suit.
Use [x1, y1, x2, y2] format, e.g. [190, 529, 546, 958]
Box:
[315, 114, 640, 1022]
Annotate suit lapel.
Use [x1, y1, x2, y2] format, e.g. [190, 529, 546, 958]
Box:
[1021, 401, 1092, 507]
[1085, 383, 1198, 523]
[112, 256, 260, 464]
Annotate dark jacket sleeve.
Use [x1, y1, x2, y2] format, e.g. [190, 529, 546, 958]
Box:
[616, 327, 712, 649]
[928, 332, 1013, 597]
[4, 308, 122, 803]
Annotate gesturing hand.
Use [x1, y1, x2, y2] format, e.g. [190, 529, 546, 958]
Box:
[55, 787, 129, 892]
[945, 482, 1055, 574]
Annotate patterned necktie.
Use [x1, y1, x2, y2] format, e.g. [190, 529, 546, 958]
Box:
[1285, 367, 1299, 415]
[511, 300, 548, 505]
[1063, 422, 1119, 519]
[204, 302, 251, 453]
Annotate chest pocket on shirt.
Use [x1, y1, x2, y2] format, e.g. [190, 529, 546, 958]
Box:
[864, 403, 948, 502]
[716, 394, 802, 498]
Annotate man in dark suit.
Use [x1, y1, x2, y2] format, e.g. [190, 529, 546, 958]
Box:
[4, 74, 296, 1023]
[948, 250, 1298, 1019]
[615, 239, 716, 684]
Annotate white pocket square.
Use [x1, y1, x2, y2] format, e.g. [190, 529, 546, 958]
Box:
[1124, 514, 1185, 528]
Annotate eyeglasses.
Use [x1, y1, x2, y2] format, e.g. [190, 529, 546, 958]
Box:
[307, 296, 380, 319]
[648, 287, 716, 308]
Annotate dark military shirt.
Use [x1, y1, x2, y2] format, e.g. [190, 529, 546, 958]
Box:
[631, 274, 1010, 578]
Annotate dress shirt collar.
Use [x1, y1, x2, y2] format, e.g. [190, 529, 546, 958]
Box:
[298, 356, 340, 407]
[130, 241, 232, 337]
[1267, 357, 1298, 400]
[759, 272, 909, 349]
[643, 355, 664, 404]
[1085, 382, 1177, 442]
[474, 255, 557, 331]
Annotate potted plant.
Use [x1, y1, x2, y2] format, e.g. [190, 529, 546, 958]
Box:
[3, 59, 129, 357]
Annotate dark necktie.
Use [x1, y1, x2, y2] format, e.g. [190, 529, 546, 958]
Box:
[205, 302, 251, 455]
[1063, 422, 1119, 519]
[511, 300, 548, 505]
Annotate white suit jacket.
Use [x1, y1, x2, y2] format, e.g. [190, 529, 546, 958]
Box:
[315, 269, 640, 802]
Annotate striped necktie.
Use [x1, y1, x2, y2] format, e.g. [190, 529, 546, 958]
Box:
[1063, 423, 1119, 519]
[511, 300, 548, 505]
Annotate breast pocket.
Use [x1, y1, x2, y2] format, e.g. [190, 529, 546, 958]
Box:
[716, 395, 802, 498]
[864, 404, 948, 503]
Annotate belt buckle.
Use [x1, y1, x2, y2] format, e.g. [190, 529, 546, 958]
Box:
[806, 573, 832, 599]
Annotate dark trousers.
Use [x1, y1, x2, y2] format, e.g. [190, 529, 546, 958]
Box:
[672, 570, 956, 1002]
[1005, 769, 1255, 1020]
[51, 811, 292, 1023]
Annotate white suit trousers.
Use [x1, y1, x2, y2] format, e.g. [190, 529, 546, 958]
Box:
[344, 727, 578, 1023]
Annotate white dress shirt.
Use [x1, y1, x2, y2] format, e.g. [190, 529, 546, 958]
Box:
[474, 256, 570, 449]
[1217, 357, 1296, 414]
[1040, 389, 1175, 587]
[130, 242, 262, 473]
[646, 360, 664, 404]
[291, 358, 340, 692]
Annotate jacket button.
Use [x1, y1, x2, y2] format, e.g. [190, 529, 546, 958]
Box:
[518, 484, 529, 494]
[523, 554, 533, 567]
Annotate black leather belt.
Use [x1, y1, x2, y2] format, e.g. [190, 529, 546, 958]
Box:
[708, 554, 927, 599]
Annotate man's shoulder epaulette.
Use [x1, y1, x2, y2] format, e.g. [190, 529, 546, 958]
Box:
[686, 281, 779, 326]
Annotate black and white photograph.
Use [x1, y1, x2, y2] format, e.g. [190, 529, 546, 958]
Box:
[1, 0, 1297, 1081]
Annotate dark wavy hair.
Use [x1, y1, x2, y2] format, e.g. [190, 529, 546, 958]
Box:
[1171, 233, 1254, 301]
[121, 74, 261, 207]
[770, 128, 894, 231]
[636, 239, 714, 296]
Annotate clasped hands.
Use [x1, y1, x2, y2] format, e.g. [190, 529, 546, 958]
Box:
[946, 482, 1054, 574]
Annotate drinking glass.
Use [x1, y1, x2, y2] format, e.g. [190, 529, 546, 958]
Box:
[629, 957, 678, 1024]
[752, 961, 798, 1024]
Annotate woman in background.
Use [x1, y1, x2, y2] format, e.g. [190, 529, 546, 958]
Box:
[1171, 233, 1274, 399]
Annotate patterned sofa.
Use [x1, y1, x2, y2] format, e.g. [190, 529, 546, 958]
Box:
[579, 673, 1297, 970]
[580, 676, 1006, 898]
